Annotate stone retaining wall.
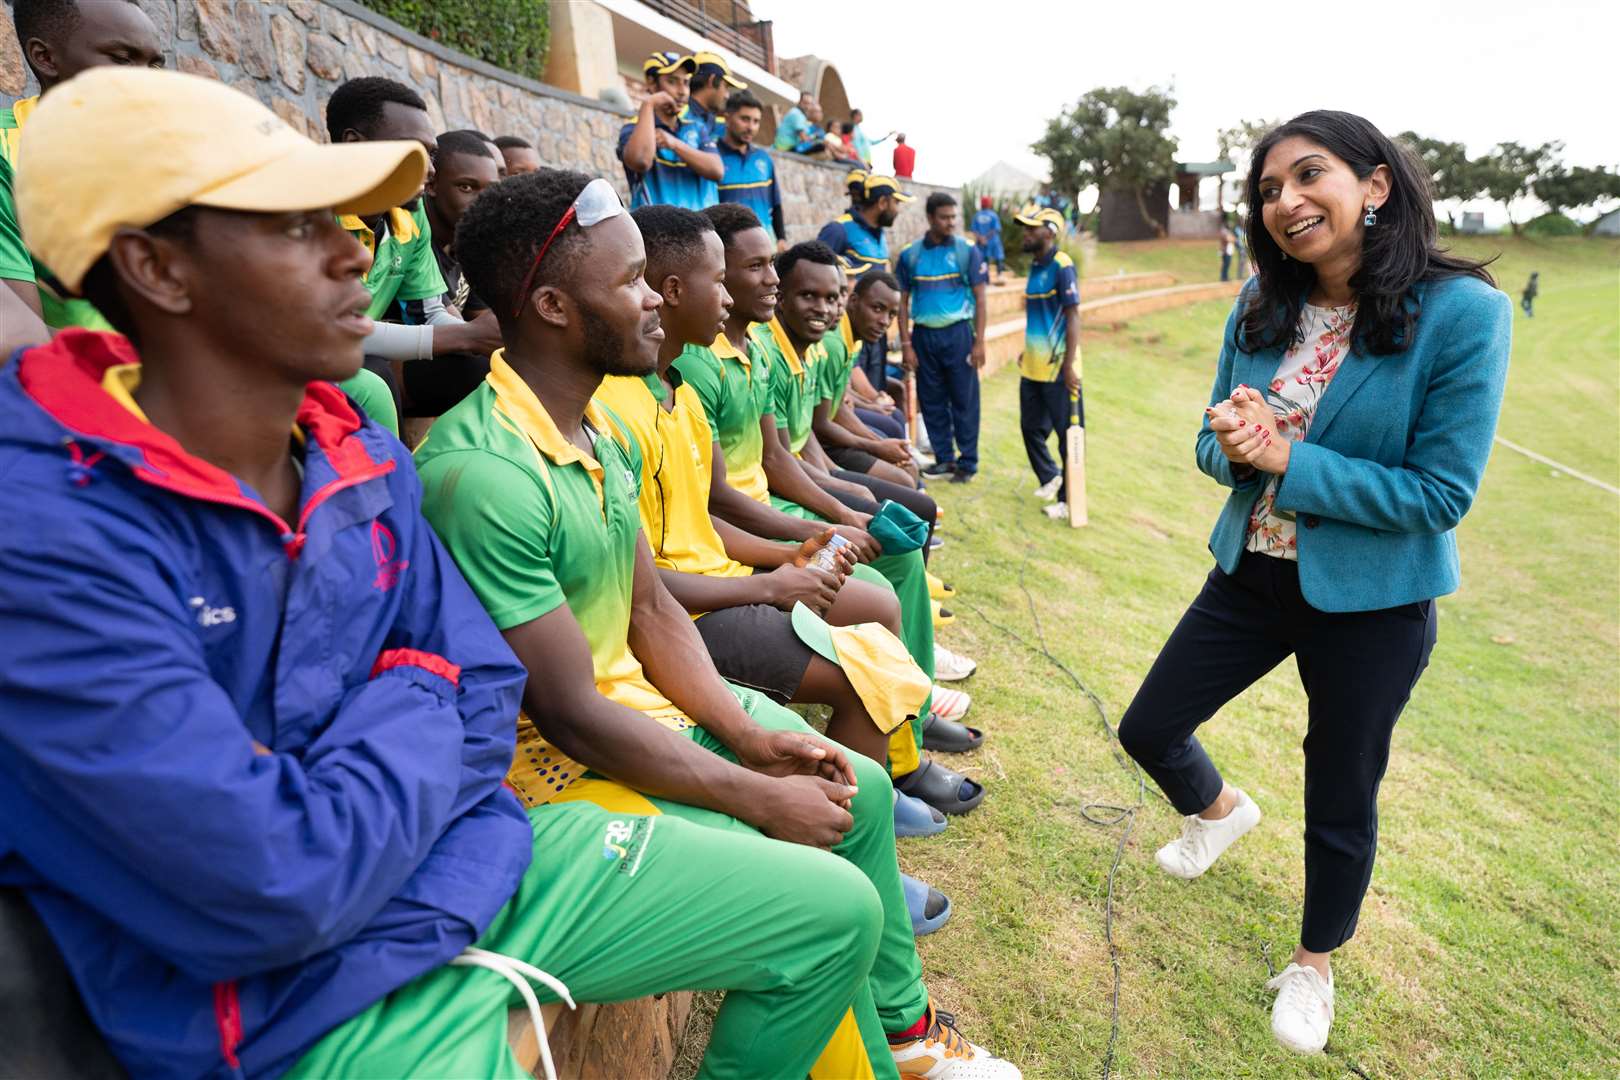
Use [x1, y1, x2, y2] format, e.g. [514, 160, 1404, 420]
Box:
[0, 0, 954, 249]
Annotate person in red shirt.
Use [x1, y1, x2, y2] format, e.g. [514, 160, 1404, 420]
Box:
[892, 133, 915, 179]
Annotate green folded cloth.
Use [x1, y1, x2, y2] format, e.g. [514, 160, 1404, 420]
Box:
[866, 499, 928, 555]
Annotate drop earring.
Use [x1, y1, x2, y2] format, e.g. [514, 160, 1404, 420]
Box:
[1364, 204, 1378, 227]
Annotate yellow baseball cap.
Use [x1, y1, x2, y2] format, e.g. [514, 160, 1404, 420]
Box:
[844, 167, 868, 188]
[15, 67, 428, 294]
[643, 51, 696, 76]
[692, 51, 747, 88]
[863, 175, 915, 203]
[1014, 204, 1066, 233]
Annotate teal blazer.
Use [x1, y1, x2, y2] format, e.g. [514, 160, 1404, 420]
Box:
[1199, 275, 1512, 613]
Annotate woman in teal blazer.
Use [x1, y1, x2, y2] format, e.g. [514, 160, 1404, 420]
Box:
[1117, 111, 1511, 1056]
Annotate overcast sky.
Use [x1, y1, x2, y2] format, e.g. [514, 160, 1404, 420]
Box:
[752, 0, 1620, 221]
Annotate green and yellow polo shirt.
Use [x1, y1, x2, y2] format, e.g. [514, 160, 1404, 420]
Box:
[1, 96, 115, 332]
[816, 313, 858, 405]
[415, 352, 691, 806]
[753, 316, 821, 455]
[594, 371, 754, 588]
[339, 204, 446, 319]
[670, 330, 774, 503]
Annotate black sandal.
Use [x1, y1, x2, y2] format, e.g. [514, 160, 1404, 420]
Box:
[921, 711, 984, 753]
[895, 758, 985, 815]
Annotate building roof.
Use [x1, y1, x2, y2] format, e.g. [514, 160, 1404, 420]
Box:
[1175, 160, 1236, 177]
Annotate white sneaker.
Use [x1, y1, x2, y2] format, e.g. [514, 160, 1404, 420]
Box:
[929, 686, 971, 723]
[890, 1004, 1022, 1079]
[1265, 963, 1334, 1054]
[1032, 475, 1062, 500]
[1042, 503, 1069, 520]
[934, 644, 977, 682]
[1153, 788, 1260, 879]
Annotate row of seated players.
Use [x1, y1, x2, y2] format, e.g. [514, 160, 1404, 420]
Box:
[0, 68, 1020, 1080]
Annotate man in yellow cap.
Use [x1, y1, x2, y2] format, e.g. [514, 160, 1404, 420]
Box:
[1014, 204, 1083, 518]
[4, 66, 888, 1080]
[1, 0, 164, 331]
[618, 51, 723, 210]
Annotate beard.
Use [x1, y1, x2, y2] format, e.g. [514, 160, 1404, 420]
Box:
[578, 296, 655, 377]
[878, 209, 897, 227]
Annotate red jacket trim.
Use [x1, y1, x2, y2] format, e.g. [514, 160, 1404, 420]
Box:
[370, 648, 462, 687]
[212, 980, 243, 1069]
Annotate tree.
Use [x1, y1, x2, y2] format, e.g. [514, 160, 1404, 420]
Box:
[1216, 118, 1279, 211]
[1533, 164, 1620, 232]
[1399, 132, 1488, 230]
[1032, 85, 1178, 237]
[1477, 140, 1563, 235]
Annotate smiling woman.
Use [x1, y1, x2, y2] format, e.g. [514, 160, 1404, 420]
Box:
[1114, 109, 1512, 1059]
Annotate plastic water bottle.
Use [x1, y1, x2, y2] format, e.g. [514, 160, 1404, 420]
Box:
[810, 534, 849, 575]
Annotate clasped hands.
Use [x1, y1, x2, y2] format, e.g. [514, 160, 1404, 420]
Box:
[1207, 384, 1290, 475]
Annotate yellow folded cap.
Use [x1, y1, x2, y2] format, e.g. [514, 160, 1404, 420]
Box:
[693, 50, 747, 88]
[791, 603, 931, 735]
[863, 175, 914, 203]
[1014, 205, 1066, 233]
[15, 67, 427, 294]
[644, 51, 697, 76]
[844, 167, 868, 187]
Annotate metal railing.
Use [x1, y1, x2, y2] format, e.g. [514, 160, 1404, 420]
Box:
[639, 0, 775, 73]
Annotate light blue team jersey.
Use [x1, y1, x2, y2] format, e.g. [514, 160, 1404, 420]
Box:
[617, 112, 719, 210]
[773, 107, 810, 152]
[1021, 250, 1081, 381]
[896, 234, 987, 329]
[717, 139, 781, 232]
[970, 208, 1000, 242]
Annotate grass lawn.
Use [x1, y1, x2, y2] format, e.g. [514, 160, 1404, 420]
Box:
[898, 234, 1619, 1078]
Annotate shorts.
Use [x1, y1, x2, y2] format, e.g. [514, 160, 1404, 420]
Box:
[827, 444, 879, 473]
[695, 602, 815, 704]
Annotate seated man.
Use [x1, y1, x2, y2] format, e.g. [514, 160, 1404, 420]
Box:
[677, 205, 987, 813]
[811, 262, 920, 488]
[415, 167, 1020, 1079]
[495, 134, 542, 176]
[595, 205, 928, 771]
[1, 69, 884, 1080]
[407, 128, 503, 418]
[325, 77, 504, 429]
[2, 0, 164, 332]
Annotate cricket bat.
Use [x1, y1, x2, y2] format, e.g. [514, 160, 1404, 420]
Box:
[1066, 388, 1088, 527]
[905, 369, 919, 448]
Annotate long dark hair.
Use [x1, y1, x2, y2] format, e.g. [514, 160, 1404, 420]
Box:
[1238, 110, 1494, 356]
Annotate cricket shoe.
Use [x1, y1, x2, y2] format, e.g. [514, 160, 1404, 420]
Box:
[1266, 963, 1334, 1054]
[933, 644, 977, 682]
[1154, 788, 1261, 879]
[889, 1002, 1022, 1079]
[1032, 475, 1062, 500]
[1042, 503, 1068, 520]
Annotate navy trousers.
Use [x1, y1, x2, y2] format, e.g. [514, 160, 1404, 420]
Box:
[855, 406, 906, 440]
[1019, 377, 1082, 500]
[1118, 552, 1437, 952]
[913, 321, 979, 475]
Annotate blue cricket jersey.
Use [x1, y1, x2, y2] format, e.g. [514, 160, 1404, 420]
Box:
[818, 212, 889, 277]
[896, 234, 987, 328]
[717, 139, 781, 235]
[1022, 249, 1081, 380]
[617, 112, 718, 210]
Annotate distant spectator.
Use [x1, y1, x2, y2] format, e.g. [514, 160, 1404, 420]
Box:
[1219, 215, 1236, 281]
[893, 133, 915, 179]
[717, 89, 786, 248]
[794, 99, 830, 156]
[1234, 218, 1250, 278]
[970, 195, 1005, 283]
[849, 107, 889, 167]
[494, 134, 541, 175]
[1521, 270, 1539, 316]
[618, 51, 723, 210]
[774, 91, 815, 151]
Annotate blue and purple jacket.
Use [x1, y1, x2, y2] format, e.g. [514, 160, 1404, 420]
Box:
[0, 331, 531, 1078]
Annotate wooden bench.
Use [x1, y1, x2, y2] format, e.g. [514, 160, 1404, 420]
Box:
[506, 993, 694, 1079]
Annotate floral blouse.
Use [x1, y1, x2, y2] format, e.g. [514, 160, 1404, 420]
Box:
[1245, 302, 1356, 559]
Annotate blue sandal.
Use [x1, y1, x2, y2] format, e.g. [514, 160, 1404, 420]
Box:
[902, 873, 952, 936]
[893, 790, 948, 838]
